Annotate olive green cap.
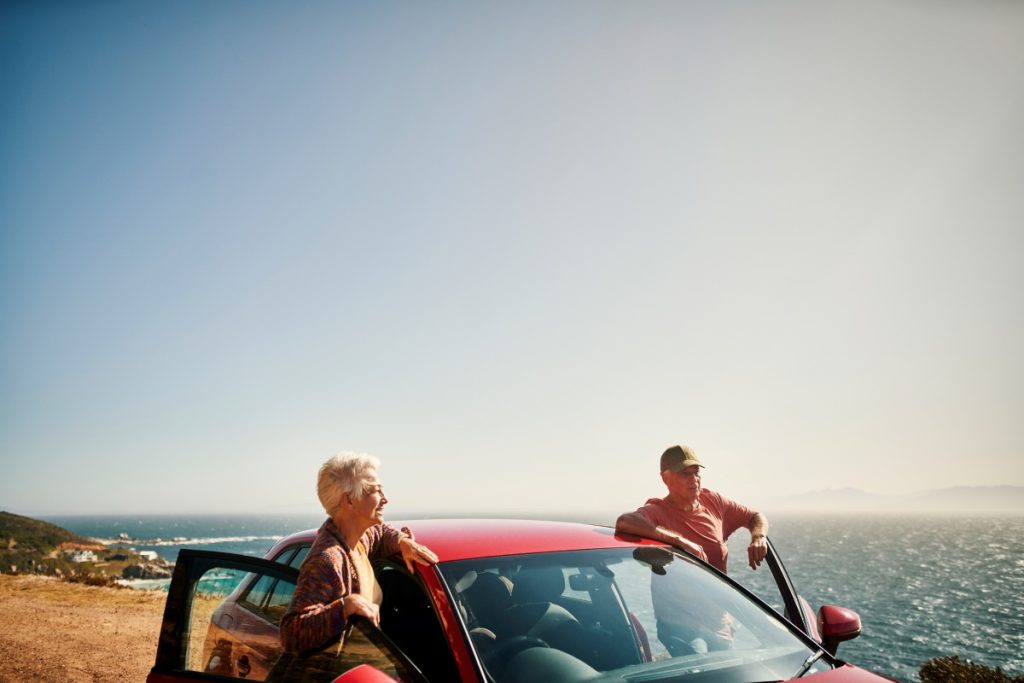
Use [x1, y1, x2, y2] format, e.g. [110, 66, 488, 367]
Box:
[660, 445, 704, 473]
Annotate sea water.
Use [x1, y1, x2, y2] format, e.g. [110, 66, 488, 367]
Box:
[46, 512, 1024, 682]
[725, 514, 1024, 682]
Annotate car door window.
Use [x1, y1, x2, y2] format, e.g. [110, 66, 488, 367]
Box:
[237, 574, 295, 626]
[288, 544, 310, 568]
[725, 535, 808, 632]
[154, 549, 425, 683]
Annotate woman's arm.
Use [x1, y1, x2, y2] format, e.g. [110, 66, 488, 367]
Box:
[280, 551, 352, 653]
[367, 524, 438, 572]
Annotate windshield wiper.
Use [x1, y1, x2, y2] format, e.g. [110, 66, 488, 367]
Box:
[791, 650, 824, 679]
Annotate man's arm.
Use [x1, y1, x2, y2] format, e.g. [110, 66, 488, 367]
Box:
[746, 512, 769, 570]
[615, 511, 709, 563]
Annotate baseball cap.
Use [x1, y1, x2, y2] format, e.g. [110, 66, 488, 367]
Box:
[660, 445, 704, 473]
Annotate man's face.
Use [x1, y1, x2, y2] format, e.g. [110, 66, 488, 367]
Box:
[662, 465, 702, 500]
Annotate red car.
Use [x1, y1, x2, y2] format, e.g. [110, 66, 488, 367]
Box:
[147, 519, 893, 683]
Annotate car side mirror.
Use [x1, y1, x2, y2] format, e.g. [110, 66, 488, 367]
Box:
[817, 605, 862, 655]
[330, 663, 399, 682]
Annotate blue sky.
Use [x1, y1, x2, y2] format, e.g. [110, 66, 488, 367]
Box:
[2, 0, 1023, 516]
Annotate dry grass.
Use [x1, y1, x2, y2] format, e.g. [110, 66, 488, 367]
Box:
[0, 574, 166, 682]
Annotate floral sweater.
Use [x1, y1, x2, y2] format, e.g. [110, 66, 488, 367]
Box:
[279, 518, 403, 653]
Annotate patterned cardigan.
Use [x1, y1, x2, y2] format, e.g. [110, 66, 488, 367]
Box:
[279, 518, 403, 653]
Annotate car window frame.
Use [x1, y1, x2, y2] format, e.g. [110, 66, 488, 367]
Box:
[763, 538, 811, 634]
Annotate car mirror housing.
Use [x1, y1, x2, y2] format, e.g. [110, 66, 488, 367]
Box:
[330, 663, 400, 683]
[817, 605, 863, 655]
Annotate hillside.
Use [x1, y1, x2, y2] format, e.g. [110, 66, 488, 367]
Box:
[0, 510, 169, 580]
[1, 510, 95, 546]
[1, 510, 98, 573]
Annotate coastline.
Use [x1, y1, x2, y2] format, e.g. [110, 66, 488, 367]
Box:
[0, 574, 165, 682]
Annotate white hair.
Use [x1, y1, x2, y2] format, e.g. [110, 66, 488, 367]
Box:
[317, 451, 380, 516]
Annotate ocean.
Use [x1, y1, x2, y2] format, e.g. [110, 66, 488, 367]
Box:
[44, 512, 1023, 682]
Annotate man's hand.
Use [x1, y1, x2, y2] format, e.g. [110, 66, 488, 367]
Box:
[398, 535, 439, 573]
[747, 534, 767, 570]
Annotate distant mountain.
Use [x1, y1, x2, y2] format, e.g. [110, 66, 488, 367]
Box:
[757, 486, 1024, 513]
[908, 486, 1024, 512]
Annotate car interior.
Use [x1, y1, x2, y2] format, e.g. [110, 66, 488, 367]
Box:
[446, 555, 647, 680]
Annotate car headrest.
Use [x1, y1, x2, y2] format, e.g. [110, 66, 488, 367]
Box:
[464, 572, 514, 625]
[511, 566, 565, 604]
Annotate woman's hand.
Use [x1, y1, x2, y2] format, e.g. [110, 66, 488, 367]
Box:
[398, 535, 439, 573]
[342, 593, 380, 626]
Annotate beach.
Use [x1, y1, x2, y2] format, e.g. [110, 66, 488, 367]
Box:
[0, 574, 165, 682]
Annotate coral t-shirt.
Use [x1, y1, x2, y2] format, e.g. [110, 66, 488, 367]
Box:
[635, 489, 754, 572]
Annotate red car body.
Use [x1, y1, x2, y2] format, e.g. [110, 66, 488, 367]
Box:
[148, 519, 894, 683]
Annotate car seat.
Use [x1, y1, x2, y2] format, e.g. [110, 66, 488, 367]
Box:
[463, 571, 514, 633]
[501, 567, 597, 666]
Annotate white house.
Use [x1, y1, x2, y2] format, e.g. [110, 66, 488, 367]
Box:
[69, 550, 97, 563]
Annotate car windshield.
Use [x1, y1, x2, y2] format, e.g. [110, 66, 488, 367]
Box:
[439, 546, 831, 683]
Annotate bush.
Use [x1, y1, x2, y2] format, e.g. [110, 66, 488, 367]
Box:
[63, 573, 124, 589]
[920, 656, 1023, 683]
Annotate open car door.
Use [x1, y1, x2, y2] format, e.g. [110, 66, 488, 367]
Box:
[731, 539, 862, 656]
[147, 549, 426, 683]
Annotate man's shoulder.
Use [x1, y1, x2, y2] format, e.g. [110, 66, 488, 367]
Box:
[699, 488, 731, 512]
[700, 489, 752, 517]
[700, 488, 724, 503]
[632, 497, 671, 522]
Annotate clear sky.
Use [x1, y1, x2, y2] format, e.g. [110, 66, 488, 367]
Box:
[2, 0, 1022, 517]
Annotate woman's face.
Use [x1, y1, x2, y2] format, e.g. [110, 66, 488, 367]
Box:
[351, 472, 388, 527]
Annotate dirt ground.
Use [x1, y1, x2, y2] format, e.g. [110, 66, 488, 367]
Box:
[0, 574, 166, 682]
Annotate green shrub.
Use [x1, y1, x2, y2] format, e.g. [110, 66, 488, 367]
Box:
[920, 656, 1023, 683]
[63, 573, 124, 589]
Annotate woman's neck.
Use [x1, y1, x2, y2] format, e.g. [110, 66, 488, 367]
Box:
[332, 513, 370, 550]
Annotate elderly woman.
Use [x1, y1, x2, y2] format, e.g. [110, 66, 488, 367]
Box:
[280, 452, 438, 653]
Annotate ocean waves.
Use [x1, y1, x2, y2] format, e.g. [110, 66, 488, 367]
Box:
[729, 513, 1024, 682]
[94, 534, 284, 547]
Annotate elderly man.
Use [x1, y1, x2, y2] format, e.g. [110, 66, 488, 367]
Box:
[616, 445, 768, 573]
[617, 445, 770, 656]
